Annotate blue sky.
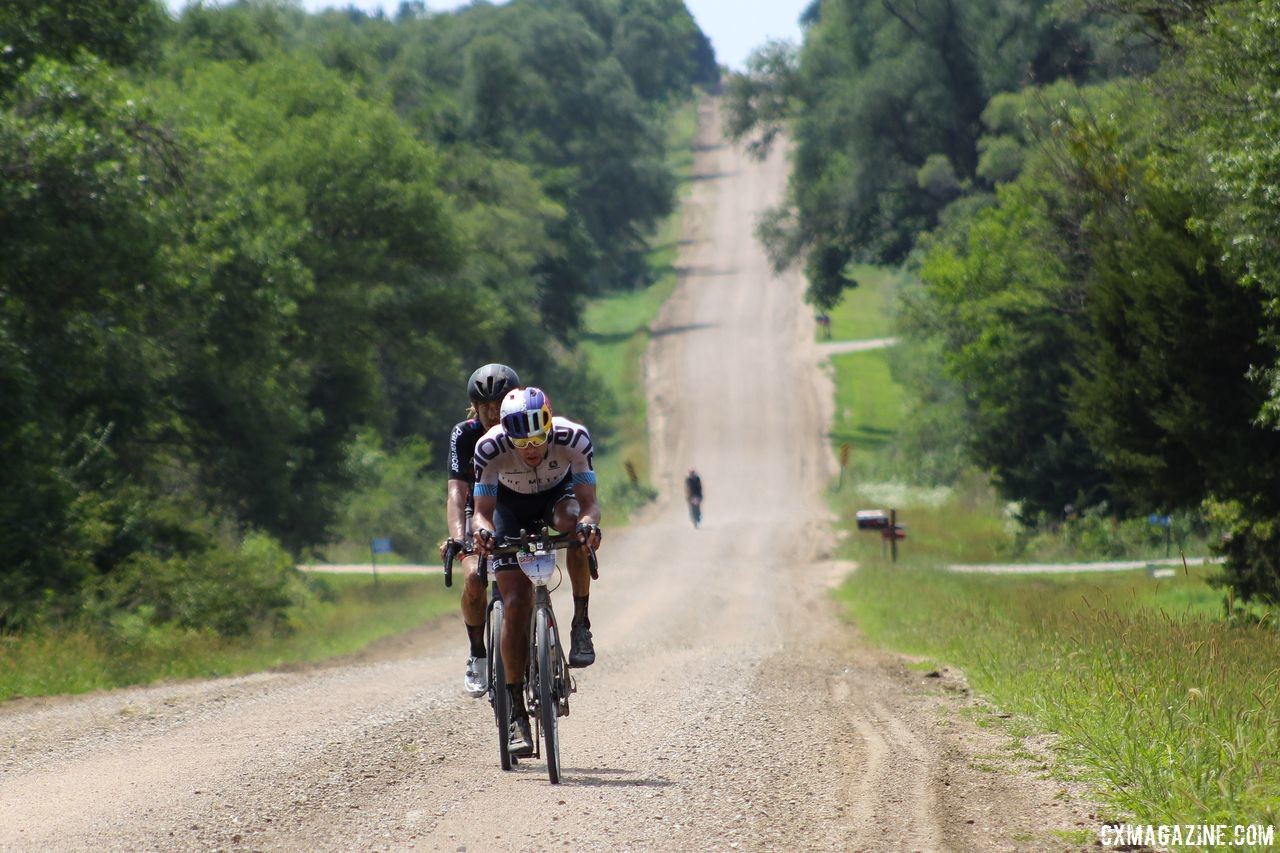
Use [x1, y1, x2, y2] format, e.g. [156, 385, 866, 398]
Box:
[164, 1, 811, 71]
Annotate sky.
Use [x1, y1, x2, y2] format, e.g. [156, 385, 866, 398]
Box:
[165, 1, 811, 71]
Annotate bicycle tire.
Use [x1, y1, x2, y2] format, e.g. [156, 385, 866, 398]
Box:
[536, 606, 561, 784]
[491, 599, 514, 771]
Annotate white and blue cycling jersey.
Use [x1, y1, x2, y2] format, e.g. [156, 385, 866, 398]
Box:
[473, 415, 596, 497]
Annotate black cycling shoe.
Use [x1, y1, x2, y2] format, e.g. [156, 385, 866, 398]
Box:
[508, 713, 534, 756]
[569, 622, 595, 668]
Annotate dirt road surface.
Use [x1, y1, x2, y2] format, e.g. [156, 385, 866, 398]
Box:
[0, 100, 1100, 852]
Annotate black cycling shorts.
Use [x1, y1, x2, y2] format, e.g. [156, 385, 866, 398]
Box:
[491, 477, 576, 572]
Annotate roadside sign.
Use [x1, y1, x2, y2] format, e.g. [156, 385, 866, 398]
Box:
[1147, 514, 1172, 528]
[371, 537, 393, 554]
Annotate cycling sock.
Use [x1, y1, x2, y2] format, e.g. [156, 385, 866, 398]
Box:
[573, 595, 590, 628]
[507, 682, 527, 717]
[466, 623, 485, 658]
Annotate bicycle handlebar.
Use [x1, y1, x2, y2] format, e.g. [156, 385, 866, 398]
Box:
[442, 539, 463, 587]
[442, 527, 599, 584]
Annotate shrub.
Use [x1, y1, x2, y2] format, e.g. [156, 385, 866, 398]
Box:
[87, 532, 312, 641]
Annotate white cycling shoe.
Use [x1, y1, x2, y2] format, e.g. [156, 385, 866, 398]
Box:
[464, 656, 487, 697]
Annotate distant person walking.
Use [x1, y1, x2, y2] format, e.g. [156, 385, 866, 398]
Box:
[815, 313, 832, 340]
[684, 468, 704, 528]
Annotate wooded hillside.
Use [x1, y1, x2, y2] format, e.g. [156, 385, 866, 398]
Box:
[0, 0, 717, 632]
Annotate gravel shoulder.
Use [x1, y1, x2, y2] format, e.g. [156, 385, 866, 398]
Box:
[0, 98, 1102, 852]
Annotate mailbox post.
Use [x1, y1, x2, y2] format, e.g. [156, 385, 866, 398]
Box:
[889, 508, 898, 562]
[855, 508, 905, 562]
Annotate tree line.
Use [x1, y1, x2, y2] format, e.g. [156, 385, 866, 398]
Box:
[727, 0, 1280, 603]
[0, 0, 717, 633]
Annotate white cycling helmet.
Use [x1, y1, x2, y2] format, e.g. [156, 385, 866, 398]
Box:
[500, 387, 553, 447]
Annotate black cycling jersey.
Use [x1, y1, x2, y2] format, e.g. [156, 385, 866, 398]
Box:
[685, 473, 703, 500]
[447, 418, 486, 483]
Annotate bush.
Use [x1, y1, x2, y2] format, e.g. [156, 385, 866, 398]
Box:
[87, 532, 313, 641]
[1010, 505, 1210, 563]
[1205, 499, 1280, 605]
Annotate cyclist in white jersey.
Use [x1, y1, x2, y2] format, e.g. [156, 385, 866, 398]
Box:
[472, 386, 602, 756]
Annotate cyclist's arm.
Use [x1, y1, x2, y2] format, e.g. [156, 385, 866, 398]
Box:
[573, 482, 602, 551]
[445, 479, 469, 541]
[471, 492, 497, 553]
[441, 422, 474, 559]
[574, 482, 600, 527]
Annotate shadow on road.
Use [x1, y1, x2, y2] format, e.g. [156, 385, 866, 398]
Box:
[651, 321, 715, 339]
[559, 768, 675, 789]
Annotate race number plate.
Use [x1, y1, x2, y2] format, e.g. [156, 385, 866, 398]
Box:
[516, 551, 556, 582]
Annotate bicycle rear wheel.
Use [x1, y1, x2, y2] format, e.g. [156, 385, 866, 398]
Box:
[535, 605, 561, 784]
[491, 599, 514, 771]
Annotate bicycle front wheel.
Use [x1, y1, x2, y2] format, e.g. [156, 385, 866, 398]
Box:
[536, 606, 561, 784]
[491, 599, 514, 771]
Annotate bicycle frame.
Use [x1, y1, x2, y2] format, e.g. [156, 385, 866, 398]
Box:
[443, 527, 596, 783]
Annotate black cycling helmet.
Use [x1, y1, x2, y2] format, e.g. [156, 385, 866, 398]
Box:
[467, 363, 520, 404]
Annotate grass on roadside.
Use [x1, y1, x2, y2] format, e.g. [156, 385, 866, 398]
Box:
[0, 573, 454, 701]
[819, 265, 901, 341]
[823, 264, 1279, 834]
[833, 562, 1280, 829]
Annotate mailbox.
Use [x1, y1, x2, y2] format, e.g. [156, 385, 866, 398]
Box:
[856, 510, 891, 530]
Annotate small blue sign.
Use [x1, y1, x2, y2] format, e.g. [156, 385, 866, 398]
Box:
[1147, 514, 1172, 527]
[371, 537, 393, 554]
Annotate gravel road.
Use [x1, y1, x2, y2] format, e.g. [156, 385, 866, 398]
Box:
[0, 98, 1101, 852]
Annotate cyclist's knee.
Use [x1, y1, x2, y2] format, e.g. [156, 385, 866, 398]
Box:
[499, 579, 533, 611]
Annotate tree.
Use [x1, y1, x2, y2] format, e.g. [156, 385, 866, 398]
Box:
[0, 0, 167, 91]
[725, 0, 1142, 307]
[162, 56, 465, 547]
[909, 176, 1111, 519]
[0, 58, 190, 623]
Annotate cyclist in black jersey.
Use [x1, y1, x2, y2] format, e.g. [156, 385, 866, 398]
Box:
[684, 468, 703, 528]
[440, 363, 520, 697]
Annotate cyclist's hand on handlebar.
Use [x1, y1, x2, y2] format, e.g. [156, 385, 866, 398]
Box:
[440, 537, 461, 563]
[473, 528, 495, 555]
[576, 523, 602, 551]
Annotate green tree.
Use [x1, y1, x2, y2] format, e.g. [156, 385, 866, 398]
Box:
[0, 58, 189, 623]
[163, 56, 465, 547]
[909, 176, 1111, 519]
[0, 0, 167, 90]
[726, 0, 1145, 307]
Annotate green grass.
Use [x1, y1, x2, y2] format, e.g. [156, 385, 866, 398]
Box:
[819, 265, 901, 341]
[832, 562, 1280, 829]
[823, 301, 1015, 564]
[829, 347, 904, 479]
[578, 98, 699, 518]
[0, 574, 455, 701]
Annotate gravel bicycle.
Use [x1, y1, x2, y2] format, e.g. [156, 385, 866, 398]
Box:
[445, 528, 598, 784]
